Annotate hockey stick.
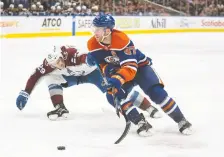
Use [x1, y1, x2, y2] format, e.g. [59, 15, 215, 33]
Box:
[106, 81, 132, 144]
[91, 58, 131, 144]
[111, 84, 121, 118]
[113, 97, 131, 144]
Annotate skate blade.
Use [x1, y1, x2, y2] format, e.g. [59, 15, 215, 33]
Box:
[151, 112, 163, 119]
[181, 127, 194, 135]
[62, 113, 69, 119]
[138, 129, 154, 137]
[48, 113, 69, 121]
[48, 114, 59, 121]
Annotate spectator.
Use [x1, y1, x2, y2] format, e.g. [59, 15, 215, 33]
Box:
[0, 0, 223, 16]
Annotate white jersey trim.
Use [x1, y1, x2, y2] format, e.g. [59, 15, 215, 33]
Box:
[120, 59, 137, 65]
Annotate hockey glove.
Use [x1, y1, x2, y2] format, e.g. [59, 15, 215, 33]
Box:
[104, 64, 120, 78]
[60, 82, 68, 88]
[115, 88, 128, 100]
[16, 90, 29, 110]
[60, 80, 78, 88]
[107, 77, 122, 91]
[86, 53, 96, 67]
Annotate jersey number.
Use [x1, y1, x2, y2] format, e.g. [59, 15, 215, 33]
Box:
[124, 46, 136, 55]
[37, 64, 46, 74]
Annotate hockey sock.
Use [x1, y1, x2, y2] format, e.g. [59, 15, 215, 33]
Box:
[130, 90, 151, 110]
[121, 101, 142, 125]
[160, 96, 184, 123]
[48, 84, 64, 107]
[148, 85, 185, 123]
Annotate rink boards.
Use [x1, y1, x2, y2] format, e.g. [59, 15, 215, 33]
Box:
[0, 16, 224, 38]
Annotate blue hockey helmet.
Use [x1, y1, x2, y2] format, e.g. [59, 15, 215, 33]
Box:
[92, 13, 115, 30]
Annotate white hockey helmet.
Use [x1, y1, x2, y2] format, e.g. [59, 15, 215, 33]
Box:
[46, 46, 63, 65]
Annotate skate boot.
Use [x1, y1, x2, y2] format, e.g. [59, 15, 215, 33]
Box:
[146, 106, 162, 118]
[178, 118, 193, 135]
[137, 113, 153, 137]
[47, 103, 69, 120]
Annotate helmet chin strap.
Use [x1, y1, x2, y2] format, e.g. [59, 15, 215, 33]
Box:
[100, 29, 111, 43]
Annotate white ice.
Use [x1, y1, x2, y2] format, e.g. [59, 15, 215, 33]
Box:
[0, 33, 224, 157]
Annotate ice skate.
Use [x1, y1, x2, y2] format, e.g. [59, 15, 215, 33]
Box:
[146, 106, 162, 118]
[178, 118, 193, 135]
[137, 113, 153, 137]
[47, 103, 69, 121]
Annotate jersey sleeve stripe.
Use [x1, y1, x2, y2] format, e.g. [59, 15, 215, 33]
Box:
[120, 59, 137, 65]
[123, 65, 137, 72]
[121, 61, 138, 68]
[138, 57, 147, 63]
[111, 74, 125, 84]
[116, 67, 137, 82]
[138, 60, 150, 67]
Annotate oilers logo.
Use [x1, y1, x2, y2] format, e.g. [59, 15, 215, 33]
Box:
[104, 56, 119, 65]
[104, 50, 120, 64]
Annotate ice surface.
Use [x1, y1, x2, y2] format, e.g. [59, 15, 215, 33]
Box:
[0, 33, 224, 157]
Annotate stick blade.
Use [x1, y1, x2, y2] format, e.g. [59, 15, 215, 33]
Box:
[114, 120, 131, 144]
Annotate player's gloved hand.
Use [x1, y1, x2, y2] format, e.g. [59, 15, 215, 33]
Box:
[60, 80, 78, 88]
[86, 53, 96, 67]
[60, 82, 69, 88]
[114, 88, 127, 100]
[104, 64, 120, 77]
[106, 88, 127, 108]
[107, 77, 122, 91]
[16, 90, 29, 110]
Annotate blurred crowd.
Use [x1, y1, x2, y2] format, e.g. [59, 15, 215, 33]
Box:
[155, 0, 224, 16]
[0, 0, 223, 16]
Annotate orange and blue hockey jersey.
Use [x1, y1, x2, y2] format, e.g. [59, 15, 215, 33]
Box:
[87, 29, 151, 85]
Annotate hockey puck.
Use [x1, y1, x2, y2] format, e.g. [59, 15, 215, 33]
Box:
[57, 146, 66, 150]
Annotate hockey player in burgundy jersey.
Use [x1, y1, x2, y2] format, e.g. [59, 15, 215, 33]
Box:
[16, 45, 95, 120]
[16, 45, 162, 121]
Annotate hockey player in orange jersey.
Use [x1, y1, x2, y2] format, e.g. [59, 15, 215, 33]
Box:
[86, 13, 193, 136]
